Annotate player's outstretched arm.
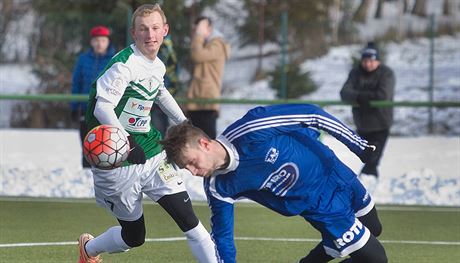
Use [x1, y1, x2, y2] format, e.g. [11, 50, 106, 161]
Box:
[155, 87, 187, 125]
[204, 178, 237, 263]
[221, 104, 374, 163]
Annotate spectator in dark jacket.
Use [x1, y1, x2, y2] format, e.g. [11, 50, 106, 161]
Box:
[71, 25, 116, 167]
[340, 42, 395, 189]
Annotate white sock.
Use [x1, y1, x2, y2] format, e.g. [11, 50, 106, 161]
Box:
[85, 226, 130, 256]
[184, 222, 218, 263]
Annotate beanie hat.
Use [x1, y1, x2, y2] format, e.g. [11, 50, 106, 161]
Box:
[361, 42, 379, 60]
[90, 26, 110, 38]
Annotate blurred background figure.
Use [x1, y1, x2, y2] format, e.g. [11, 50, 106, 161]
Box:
[340, 42, 395, 191]
[186, 16, 230, 139]
[151, 35, 180, 137]
[71, 25, 115, 167]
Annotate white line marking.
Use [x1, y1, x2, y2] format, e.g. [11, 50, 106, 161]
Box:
[0, 197, 459, 212]
[1, 237, 459, 248]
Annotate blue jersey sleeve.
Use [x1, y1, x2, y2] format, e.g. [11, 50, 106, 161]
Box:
[204, 177, 236, 263]
[222, 104, 375, 163]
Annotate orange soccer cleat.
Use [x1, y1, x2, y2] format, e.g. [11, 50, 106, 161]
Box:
[78, 233, 102, 263]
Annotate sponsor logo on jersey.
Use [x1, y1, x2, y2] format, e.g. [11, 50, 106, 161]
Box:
[123, 98, 153, 117]
[363, 191, 369, 203]
[104, 86, 121, 97]
[260, 162, 299, 196]
[265, 147, 279, 164]
[130, 102, 152, 112]
[128, 117, 148, 127]
[158, 160, 178, 183]
[333, 218, 364, 249]
[119, 111, 151, 133]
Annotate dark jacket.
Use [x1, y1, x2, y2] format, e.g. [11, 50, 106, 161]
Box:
[71, 46, 115, 112]
[340, 64, 395, 132]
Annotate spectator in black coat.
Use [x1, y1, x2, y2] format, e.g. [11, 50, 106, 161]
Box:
[340, 42, 395, 189]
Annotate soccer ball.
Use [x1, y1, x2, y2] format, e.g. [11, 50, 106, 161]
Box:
[83, 125, 130, 169]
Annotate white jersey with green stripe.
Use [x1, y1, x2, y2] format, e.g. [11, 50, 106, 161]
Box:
[86, 44, 181, 162]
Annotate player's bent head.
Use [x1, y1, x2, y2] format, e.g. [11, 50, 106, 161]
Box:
[160, 121, 210, 167]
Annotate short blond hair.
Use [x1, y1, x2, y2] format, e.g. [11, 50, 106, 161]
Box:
[131, 4, 167, 28]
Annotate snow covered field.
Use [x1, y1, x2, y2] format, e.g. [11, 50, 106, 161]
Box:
[1, 129, 459, 206]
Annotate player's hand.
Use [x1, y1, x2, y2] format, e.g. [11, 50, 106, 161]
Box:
[127, 136, 146, 164]
[360, 145, 376, 163]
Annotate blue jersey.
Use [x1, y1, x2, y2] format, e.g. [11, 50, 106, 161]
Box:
[204, 104, 375, 262]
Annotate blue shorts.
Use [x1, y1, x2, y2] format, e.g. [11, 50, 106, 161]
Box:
[301, 164, 374, 258]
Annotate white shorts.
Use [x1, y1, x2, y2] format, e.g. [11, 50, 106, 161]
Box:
[92, 151, 186, 221]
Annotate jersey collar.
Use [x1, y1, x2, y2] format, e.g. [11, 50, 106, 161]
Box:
[131, 44, 158, 64]
[215, 135, 239, 174]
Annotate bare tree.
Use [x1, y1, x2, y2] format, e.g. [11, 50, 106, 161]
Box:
[353, 0, 372, 23]
[412, 0, 427, 17]
[403, 0, 410, 13]
[330, 0, 341, 44]
[255, 0, 266, 78]
[375, 0, 384, 18]
[443, 0, 451, 16]
[0, 0, 13, 62]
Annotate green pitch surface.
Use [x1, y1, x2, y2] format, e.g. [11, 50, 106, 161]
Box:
[1, 197, 459, 262]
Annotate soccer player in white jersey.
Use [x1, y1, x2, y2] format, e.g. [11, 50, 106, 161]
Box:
[77, 4, 217, 263]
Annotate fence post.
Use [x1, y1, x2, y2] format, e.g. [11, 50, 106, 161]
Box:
[428, 14, 435, 134]
[279, 4, 288, 99]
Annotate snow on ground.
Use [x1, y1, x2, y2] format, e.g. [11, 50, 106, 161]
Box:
[1, 129, 459, 206]
[0, 64, 39, 128]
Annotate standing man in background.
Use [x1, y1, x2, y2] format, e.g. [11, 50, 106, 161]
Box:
[340, 42, 395, 191]
[71, 25, 115, 167]
[186, 16, 230, 139]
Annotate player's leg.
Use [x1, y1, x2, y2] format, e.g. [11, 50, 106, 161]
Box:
[146, 155, 217, 262]
[358, 206, 382, 237]
[298, 242, 334, 263]
[157, 191, 217, 262]
[79, 164, 145, 262]
[353, 176, 383, 237]
[336, 234, 387, 263]
[332, 176, 386, 262]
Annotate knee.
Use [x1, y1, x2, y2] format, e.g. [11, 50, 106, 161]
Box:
[368, 222, 383, 237]
[374, 252, 388, 263]
[122, 226, 146, 247]
[119, 215, 146, 248]
[177, 213, 199, 232]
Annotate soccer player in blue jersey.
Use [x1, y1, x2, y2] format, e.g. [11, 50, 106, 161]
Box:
[160, 104, 387, 263]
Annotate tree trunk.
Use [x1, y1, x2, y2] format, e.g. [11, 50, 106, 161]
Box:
[375, 0, 384, 18]
[353, 0, 372, 23]
[403, 0, 410, 13]
[255, 0, 265, 79]
[330, 0, 341, 44]
[412, 0, 427, 17]
[0, 0, 13, 62]
[443, 0, 451, 16]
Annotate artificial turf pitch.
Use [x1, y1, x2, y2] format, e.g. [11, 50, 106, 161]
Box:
[0, 197, 459, 262]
